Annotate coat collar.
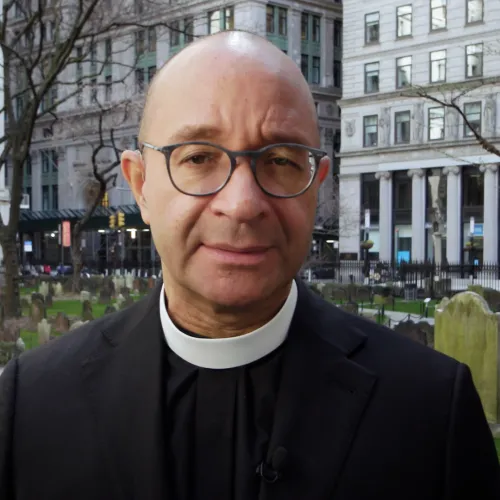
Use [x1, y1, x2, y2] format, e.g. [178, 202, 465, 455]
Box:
[81, 280, 377, 499]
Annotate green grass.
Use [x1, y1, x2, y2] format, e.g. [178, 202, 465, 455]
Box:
[334, 298, 437, 318]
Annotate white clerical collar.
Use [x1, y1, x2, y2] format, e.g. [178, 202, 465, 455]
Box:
[159, 280, 298, 369]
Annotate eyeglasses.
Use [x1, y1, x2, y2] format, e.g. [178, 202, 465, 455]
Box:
[140, 141, 327, 198]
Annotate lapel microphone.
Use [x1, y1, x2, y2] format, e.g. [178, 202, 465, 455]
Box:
[256, 446, 288, 484]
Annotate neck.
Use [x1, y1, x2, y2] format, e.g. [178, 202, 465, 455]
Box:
[162, 278, 293, 339]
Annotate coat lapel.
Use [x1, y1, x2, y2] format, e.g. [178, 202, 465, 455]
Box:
[259, 282, 377, 499]
[81, 283, 168, 500]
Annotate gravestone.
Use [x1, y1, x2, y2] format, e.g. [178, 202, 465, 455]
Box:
[31, 292, 45, 304]
[48, 282, 55, 297]
[115, 294, 125, 309]
[435, 291, 500, 425]
[125, 274, 134, 290]
[356, 287, 372, 305]
[148, 277, 155, 289]
[483, 288, 500, 313]
[393, 321, 428, 346]
[30, 298, 45, 328]
[70, 320, 87, 331]
[139, 279, 148, 294]
[37, 319, 51, 345]
[54, 282, 63, 297]
[120, 287, 131, 299]
[104, 305, 116, 315]
[417, 321, 435, 348]
[45, 293, 53, 308]
[38, 282, 49, 299]
[82, 300, 94, 321]
[122, 296, 135, 309]
[331, 287, 348, 303]
[80, 290, 91, 303]
[54, 312, 70, 333]
[98, 288, 112, 305]
[133, 278, 141, 292]
[339, 301, 359, 316]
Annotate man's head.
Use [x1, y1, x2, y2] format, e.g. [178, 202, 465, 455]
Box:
[122, 31, 330, 317]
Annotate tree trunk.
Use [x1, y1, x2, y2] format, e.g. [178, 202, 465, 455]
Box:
[71, 229, 83, 293]
[1, 234, 21, 319]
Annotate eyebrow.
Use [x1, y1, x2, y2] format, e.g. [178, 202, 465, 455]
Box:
[168, 125, 223, 143]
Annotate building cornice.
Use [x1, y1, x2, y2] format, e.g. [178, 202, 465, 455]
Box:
[339, 77, 500, 108]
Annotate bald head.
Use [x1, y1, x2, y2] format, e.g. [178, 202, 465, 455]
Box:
[138, 31, 317, 143]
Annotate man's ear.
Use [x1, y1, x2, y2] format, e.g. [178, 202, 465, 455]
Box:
[318, 156, 330, 184]
[121, 149, 150, 225]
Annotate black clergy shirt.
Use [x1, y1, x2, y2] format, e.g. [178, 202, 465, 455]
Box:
[165, 339, 285, 500]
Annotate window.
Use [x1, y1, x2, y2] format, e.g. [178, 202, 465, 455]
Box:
[312, 56, 320, 84]
[466, 43, 483, 78]
[466, 0, 483, 23]
[90, 78, 97, 103]
[41, 150, 50, 173]
[51, 150, 58, 172]
[105, 38, 112, 62]
[185, 17, 194, 43]
[312, 15, 321, 42]
[397, 5, 412, 37]
[147, 27, 156, 52]
[266, 5, 275, 33]
[334, 20, 342, 48]
[364, 62, 379, 93]
[334, 129, 341, 153]
[301, 54, 308, 78]
[333, 60, 342, 87]
[25, 154, 32, 176]
[464, 102, 481, 136]
[25, 187, 32, 209]
[301, 13, 309, 40]
[42, 186, 49, 210]
[395, 111, 411, 143]
[105, 75, 112, 101]
[396, 56, 412, 88]
[76, 81, 83, 106]
[430, 0, 447, 30]
[278, 8, 287, 36]
[170, 21, 180, 46]
[90, 43, 97, 70]
[136, 30, 145, 56]
[365, 12, 380, 44]
[363, 115, 378, 147]
[52, 185, 58, 209]
[135, 68, 144, 93]
[43, 127, 53, 138]
[148, 65, 156, 83]
[266, 5, 287, 36]
[428, 107, 445, 140]
[430, 49, 446, 82]
[208, 7, 233, 33]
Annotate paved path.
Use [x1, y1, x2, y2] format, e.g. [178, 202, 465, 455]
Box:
[361, 308, 435, 326]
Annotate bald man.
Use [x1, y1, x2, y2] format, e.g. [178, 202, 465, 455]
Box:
[0, 31, 498, 500]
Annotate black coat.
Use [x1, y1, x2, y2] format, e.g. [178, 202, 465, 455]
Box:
[1, 281, 499, 499]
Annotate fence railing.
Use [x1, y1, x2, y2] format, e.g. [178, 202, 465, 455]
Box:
[306, 260, 500, 299]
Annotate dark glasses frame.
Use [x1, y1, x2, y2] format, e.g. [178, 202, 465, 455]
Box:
[140, 140, 328, 199]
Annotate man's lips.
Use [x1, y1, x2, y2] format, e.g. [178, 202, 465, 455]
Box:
[201, 244, 272, 265]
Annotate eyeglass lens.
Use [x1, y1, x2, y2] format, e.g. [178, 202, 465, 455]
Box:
[167, 143, 316, 196]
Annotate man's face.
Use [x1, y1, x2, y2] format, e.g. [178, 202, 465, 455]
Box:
[123, 39, 329, 310]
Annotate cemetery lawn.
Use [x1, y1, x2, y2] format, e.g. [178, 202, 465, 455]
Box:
[333, 299, 437, 318]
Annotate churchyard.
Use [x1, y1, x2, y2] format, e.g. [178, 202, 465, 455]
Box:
[0, 277, 498, 458]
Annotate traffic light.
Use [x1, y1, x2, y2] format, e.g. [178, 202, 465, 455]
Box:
[109, 214, 116, 229]
[117, 211, 125, 228]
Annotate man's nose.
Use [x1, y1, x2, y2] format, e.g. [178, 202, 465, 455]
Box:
[209, 159, 269, 222]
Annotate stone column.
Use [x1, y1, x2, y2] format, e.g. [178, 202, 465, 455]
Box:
[479, 164, 499, 262]
[443, 166, 461, 263]
[375, 171, 392, 262]
[408, 169, 426, 261]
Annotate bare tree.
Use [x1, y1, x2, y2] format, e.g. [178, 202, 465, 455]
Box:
[0, 0, 205, 317]
[403, 77, 500, 263]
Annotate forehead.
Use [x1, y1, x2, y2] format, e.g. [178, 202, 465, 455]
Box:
[145, 51, 317, 147]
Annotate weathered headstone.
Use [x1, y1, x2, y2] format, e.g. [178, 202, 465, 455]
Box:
[133, 278, 141, 292]
[122, 296, 135, 309]
[48, 282, 55, 297]
[115, 294, 125, 309]
[80, 290, 91, 303]
[70, 320, 87, 331]
[54, 312, 70, 333]
[393, 321, 428, 346]
[30, 298, 45, 328]
[38, 282, 49, 299]
[82, 300, 94, 321]
[356, 286, 372, 305]
[148, 277, 155, 289]
[45, 293, 53, 308]
[104, 305, 117, 315]
[98, 288, 112, 305]
[120, 287, 131, 299]
[54, 282, 63, 297]
[37, 318, 51, 345]
[31, 292, 45, 304]
[339, 301, 359, 316]
[435, 291, 500, 425]
[125, 274, 134, 290]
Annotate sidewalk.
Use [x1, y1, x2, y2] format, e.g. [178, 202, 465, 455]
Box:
[361, 308, 435, 326]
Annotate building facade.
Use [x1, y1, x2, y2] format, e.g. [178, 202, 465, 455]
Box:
[339, 0, 500, 264]
[14, 0, 343, 267]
